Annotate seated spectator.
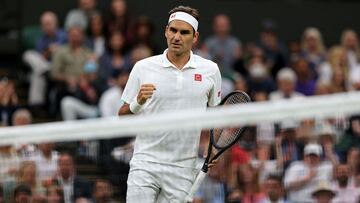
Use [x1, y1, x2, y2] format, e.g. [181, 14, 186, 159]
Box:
[284, 143, 334, 203]
[229, 164, 266, 203]
[23, 11, 66, 106]
[311, 181, 336, 203]
[13, 184, 32, 203]
[340, 29, 360, 70]
[99, 69, 129, 117]
[64, 0, 98, 31]
[250, 142, 283, 184]
[98, 31, 131, 85]
[50, 26, 93, 116]
[278, 120, 302, 169]
[46, 186, 64, 203]
[262, 174, 290, 203]
[127, 16, 159, 54]
[257, 20, 288, 78]
[336, 115, 360, 159]
[16, 161, 45, 198]
[27, 143, 59, 182]
[85, 13, 106, 57]
[203, 14, 242, 76]
[331, 163, 360, 203]
[292, 57, 316, 96]
[246, 54, 276, 95]
[60, 56, 106, 121]
[269, 68, 303, 100]
[12, 109, 37, 158]
[330, 67, 347, 93]
[92, 179, 115, 203]
[316, 124, 339, 165]
[345, 148, 360, 183]
[300, 27, 327, 76]
[105, 0, 131, 40]
[317, 46, 348, 86]
[51, 153, 92, 203]
[0, 78, 19, 126]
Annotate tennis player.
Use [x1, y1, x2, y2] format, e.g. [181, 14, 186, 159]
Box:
[118, 5, 222, 203]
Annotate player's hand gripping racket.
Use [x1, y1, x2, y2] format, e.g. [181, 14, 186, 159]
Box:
[184, 91, 251, 203]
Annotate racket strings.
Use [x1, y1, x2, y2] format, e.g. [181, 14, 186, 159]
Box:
[212, 91, 251, 149]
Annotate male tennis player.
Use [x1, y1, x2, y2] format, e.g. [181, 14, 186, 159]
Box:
[118, 5, 222, 203]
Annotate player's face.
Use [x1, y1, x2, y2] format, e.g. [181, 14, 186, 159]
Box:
[165, 20, 199, 56]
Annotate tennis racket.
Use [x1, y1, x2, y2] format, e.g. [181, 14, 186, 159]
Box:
[184, 91, 251, 202]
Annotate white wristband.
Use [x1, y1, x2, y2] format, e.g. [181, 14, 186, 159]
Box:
[129, 100, 142, 114]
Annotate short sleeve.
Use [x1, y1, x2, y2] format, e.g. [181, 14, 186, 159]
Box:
[121, 63, 141, 104]
[208, 66, 222, 106]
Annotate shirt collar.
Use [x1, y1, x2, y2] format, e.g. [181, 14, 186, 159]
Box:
[161, 49, 197, 69]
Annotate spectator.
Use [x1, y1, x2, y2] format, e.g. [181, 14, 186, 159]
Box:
[92, 179, 115, 203]
[317, 46, 348, 86]
[278, 120, 302, 169]
[340, 29, 360, 70]
[246, 54, 276, 95]
[13, 184, 32, 203]
[257, 20, 288, 78]
[105, 0, 131, 40]
[284, 143, 333, 203]
[269, 68, 304, 100]
[311, 181, 336, 203]
[203, 14, 242, 76]
[85, 13, 106, 57]
[16, 161, 45, 198]
[316, 123, 339, 165]
[46, 186, 64, 203]
[128, 16, 159, 54]
[23, 11, 67, 106]
[262, 175, 290, 203]
[0, 78, 19, 126]
[64, 0, 98, 31]
[251, 141, 283, 185]
[98, 31, 131, 85]
[293, 57, 316, 96]
[331, 163, 360, 203]
[232, 164, 266, 203]
[336, 115, 360, 159]
[27, 143, 59, 182]
[300, 27, 327, 75]
[53, 153, 92, 203]
[99, 69, 129, 117]
[50, 26, 93, 115]
[60, 56, 106, 121]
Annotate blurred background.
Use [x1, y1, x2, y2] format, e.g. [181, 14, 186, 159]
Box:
[1, 0, 360, 203]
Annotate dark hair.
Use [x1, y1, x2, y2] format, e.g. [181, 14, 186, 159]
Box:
[168, 5, 200, 21]
[14, 184, 32, 197]
[266, 174, 283, 184]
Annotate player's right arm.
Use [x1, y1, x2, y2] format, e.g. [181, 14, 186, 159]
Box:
[118, 84, 156, 115]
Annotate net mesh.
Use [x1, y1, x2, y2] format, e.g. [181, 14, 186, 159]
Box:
[0, 92, 360, 202]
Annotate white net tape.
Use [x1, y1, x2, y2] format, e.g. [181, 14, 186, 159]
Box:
[0, 91, 360, 145]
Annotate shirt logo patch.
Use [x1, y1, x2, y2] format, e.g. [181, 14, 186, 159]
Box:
[194, 74, 202, 81]
[218, 91, 221, 97]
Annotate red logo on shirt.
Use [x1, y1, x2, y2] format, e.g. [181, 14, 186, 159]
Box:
[194, 74, 202, 81]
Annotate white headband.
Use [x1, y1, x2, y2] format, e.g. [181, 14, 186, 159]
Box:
[168, 11, 198, 31]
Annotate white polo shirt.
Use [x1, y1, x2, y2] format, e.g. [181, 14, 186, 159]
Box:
[121, 49, 222, 168]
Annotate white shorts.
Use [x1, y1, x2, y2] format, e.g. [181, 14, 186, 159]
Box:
[126, 160, 198, 203]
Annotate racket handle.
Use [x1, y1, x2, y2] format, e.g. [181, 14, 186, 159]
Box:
[184, 171, 207, 203]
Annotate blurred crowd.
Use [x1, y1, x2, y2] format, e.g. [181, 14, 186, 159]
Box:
[1, 0, 360, 202]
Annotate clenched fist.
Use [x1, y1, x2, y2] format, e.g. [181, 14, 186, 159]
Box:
[137, 84, 156, 105]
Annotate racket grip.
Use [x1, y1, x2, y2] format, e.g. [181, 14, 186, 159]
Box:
[184, 171, 207, 203]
